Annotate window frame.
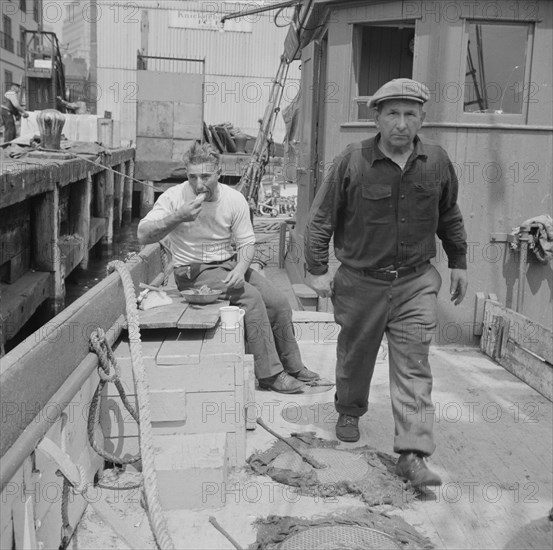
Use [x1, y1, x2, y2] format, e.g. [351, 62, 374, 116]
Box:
[4, 70, 14, 92]
[349, 20, 416, 123]
[2, 15, 14, 52]
[18, 25, 25, 57]
[459, 19, 535, 125]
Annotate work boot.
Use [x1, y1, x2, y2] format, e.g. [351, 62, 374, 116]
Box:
[395, 452, 442, 488]
[335, 413, 360, 442]
[289, 366, 320, 383]
[258, 371, 305, 394]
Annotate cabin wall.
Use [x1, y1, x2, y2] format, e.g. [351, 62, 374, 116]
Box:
[295, 0, 553, 344]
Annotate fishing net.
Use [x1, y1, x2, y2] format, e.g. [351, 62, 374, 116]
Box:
[247, 432, 416, 509]
[249, 508, 434, 550]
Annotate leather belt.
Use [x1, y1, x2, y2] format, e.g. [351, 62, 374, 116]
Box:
[352, 261, 429, 281]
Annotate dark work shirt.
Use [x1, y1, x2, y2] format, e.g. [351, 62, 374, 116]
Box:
[305, 135, 467, 275]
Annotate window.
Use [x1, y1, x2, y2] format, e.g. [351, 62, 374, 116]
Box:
[2, 15, 14, 52]
[4, 70, 13, 92]
[33, 0, 39, 22]
[20, 0, 27, 13]
[18, 25, 25, 57]
[352, 24, 415, 121]
[464, 22, 533, 116]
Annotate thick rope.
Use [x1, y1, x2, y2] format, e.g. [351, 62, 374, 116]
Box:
[88, 329, 141, 464]
[107, 260, 175, 550]
[160, 246, 170, 286]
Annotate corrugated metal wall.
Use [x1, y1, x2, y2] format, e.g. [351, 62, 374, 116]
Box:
[96, 0, 300, 144]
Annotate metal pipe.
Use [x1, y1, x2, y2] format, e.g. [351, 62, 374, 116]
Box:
[516, 225, 530, 313]
[221, 0, 300, 23]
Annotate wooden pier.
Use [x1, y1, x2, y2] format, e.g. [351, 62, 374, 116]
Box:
[0, 147, 136, 353]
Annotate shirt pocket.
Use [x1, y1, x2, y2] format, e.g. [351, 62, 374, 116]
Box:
[361, 182, 393, 224]
[412, 180, 441, 221]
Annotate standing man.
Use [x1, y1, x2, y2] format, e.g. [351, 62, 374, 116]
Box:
[138, 142, 320, 394]
[1, 82, 29, 143]
[305, 78, 468, 488]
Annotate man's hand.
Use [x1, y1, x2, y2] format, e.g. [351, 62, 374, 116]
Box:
[174, 199, 203, 222]
[223, 266, 246, 289]
[22, 112, 29, 118]
[450, 268, 468, 305]
[307, 272, 334, 298]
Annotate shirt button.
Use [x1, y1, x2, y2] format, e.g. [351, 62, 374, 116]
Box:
[400, 241, 405, 245]
[401, 194, 405, 199]
[401, 218, 406, 222]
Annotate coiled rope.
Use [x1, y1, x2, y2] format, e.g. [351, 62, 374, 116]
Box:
[89, 328, 141, 464]
[90, 260, 175, 550]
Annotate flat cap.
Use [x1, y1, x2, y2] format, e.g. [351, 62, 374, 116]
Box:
[368, 78, 430, 109]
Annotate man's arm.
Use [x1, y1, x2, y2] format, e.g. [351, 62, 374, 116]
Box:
[304, 152, 347, 295]
[437, 157, 468, 305]
[223, 196, 256, 289]
[6, 91, 28, 117]
[137, 192, 203, 244]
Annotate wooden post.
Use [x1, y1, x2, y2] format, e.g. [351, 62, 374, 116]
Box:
[140, 180, 155, 218]
[68, 175, 91, 271]
[113, 163, 124, 229]
[95, 171, 106, 218]
[32, 189, 64, 315]
[122, 159, 134, 224]
[79, 173, 92, 269]
[103, 168, 115, 254]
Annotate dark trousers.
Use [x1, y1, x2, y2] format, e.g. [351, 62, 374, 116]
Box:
[332, 262, 442, 456]
[1, 110, 16, 143]
[174, 261, 303, 380]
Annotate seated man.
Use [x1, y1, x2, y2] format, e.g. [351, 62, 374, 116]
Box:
[137, 142, 320, 394]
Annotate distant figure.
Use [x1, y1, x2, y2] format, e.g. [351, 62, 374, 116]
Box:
[1, 83, 29, 143]
[56, 95, 88, 114]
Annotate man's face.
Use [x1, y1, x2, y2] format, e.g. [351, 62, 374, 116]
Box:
[374, 100, 425, 150]
[187, 162, 221, 200]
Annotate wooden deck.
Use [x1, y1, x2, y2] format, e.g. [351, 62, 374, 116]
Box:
[73, 262, 552, 550]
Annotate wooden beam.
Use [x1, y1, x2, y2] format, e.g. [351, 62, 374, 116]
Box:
[122, 159, 134, 224]
[103, 168, 115, 254]
[0, 271, 51, 347]
[113, 163, 124, 229]
[68, 173, 93, 270]
[94, 171, 106, 218]
[31, 189, 64, 314]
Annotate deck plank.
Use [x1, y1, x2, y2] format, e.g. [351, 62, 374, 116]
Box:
[393, 347, 553, 549]
[137, 288, 190, 328]
[176, 300, 228, 329]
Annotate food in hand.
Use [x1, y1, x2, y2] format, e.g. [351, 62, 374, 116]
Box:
[194, 192, 208, 204]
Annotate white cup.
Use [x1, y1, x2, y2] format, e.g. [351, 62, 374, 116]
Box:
[219, 306, 245, 329]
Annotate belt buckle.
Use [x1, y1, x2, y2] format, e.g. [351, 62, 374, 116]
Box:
[389, 270, 399, 280]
